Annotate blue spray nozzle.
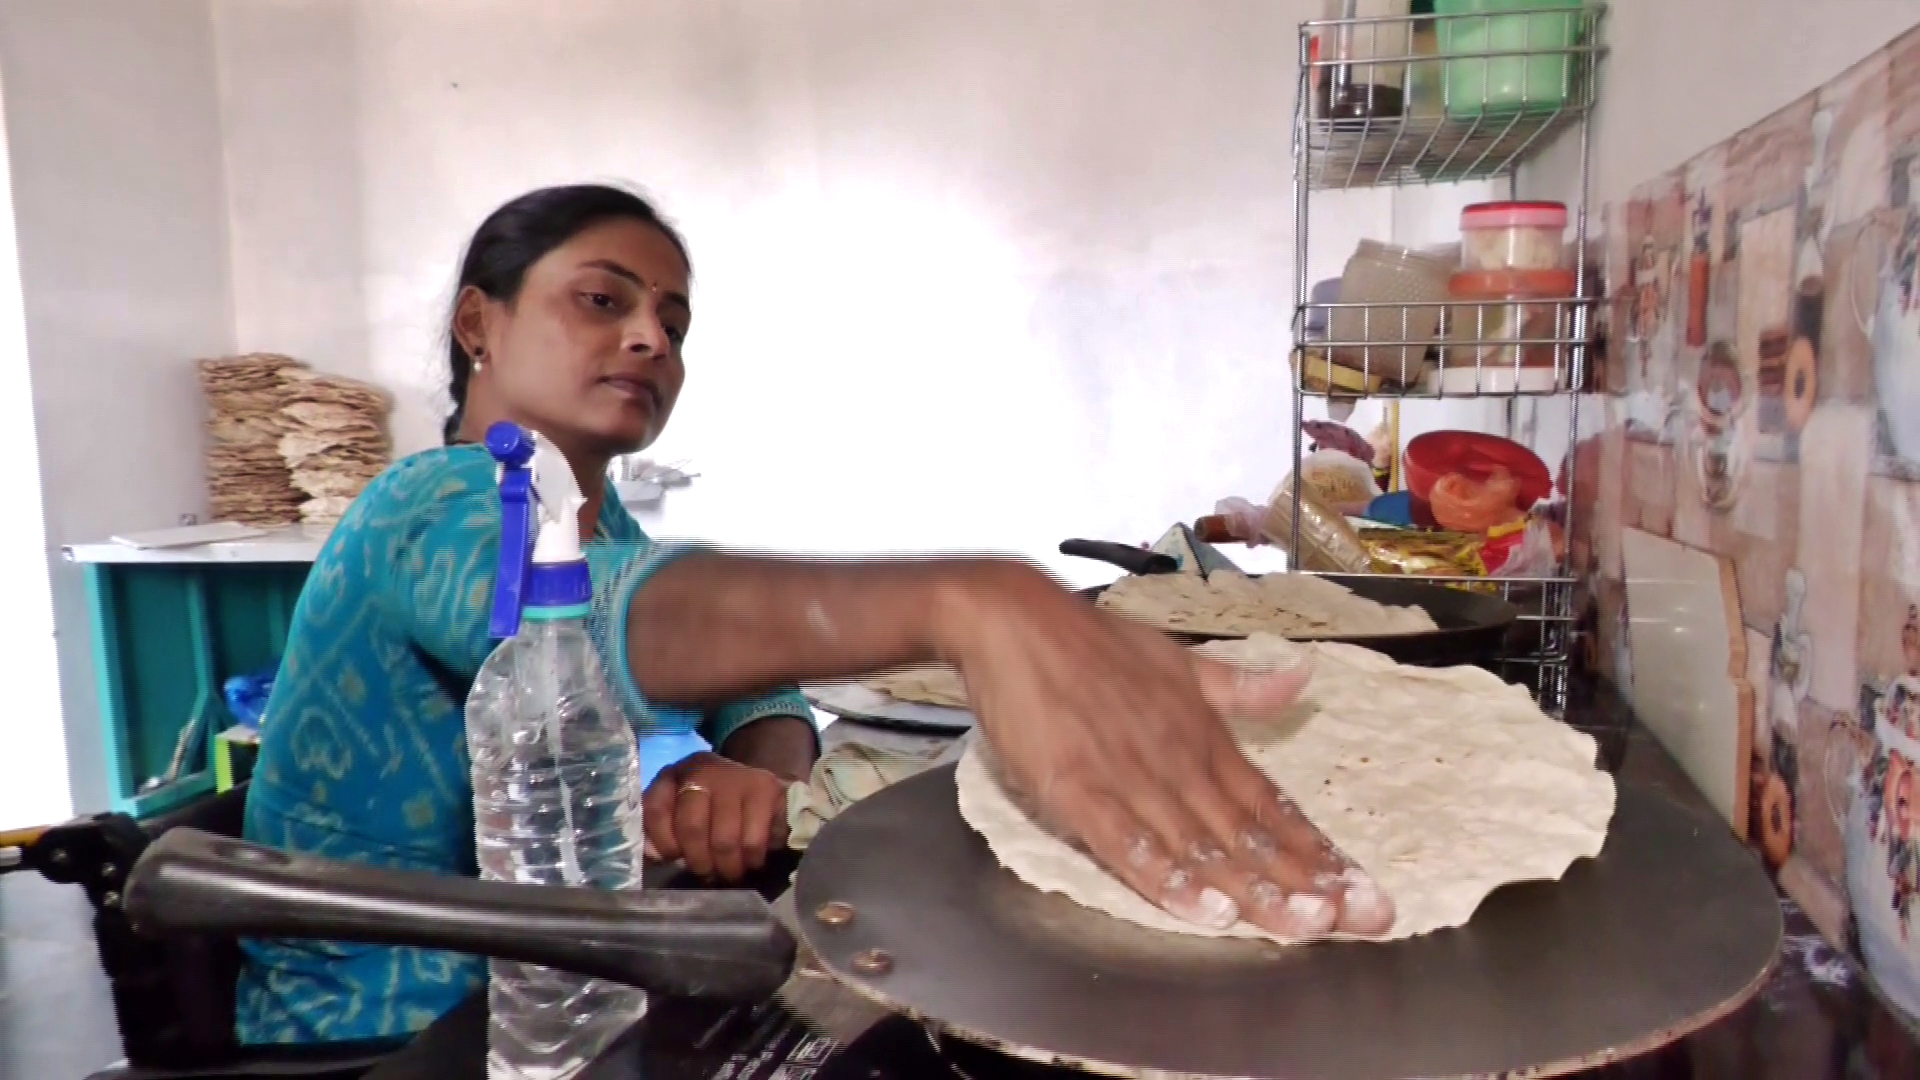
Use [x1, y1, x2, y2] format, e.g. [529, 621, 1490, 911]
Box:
[488, 422, 535, 639]
[485, 422, 536, 470]
[486, 421, 592, 637]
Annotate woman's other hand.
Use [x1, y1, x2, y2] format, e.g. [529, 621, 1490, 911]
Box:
[643, 753, 790, 881]
[937, 565, 1395, 942]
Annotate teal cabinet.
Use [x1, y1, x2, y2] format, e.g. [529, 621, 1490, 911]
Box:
[67, 528, 323, 818]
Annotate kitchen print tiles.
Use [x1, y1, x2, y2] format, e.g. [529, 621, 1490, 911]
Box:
[1886, 27, 1920, 157]
[1827, 215, 1889, 404]
[1855, 474, 1920, 683]
[1594, 420, 1627, 582]
[1820, 51, 1889, 257]
[1796, 402, 1874, 713]
[1862, 207, 1920, 471]
[1725, 95, 1818, 222]
[1729, 461, 1800, 635]
[1672, 437, 1715, 550]
[1589, 20, 1920, 1020]
[1624, 440, 1676, 537]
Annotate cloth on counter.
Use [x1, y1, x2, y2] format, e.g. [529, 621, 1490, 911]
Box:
[788, 727, 969, 849]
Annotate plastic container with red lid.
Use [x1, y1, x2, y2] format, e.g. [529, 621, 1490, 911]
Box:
[1459, 201, 1568, 272]
[1438, 267, 1579, 392]
[1402, 430, 1551, 527]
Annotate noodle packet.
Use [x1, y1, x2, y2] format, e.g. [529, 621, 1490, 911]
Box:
[1356, 527, 1488, 577]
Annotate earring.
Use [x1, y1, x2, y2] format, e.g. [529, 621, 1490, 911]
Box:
[472, 347, 485, 371]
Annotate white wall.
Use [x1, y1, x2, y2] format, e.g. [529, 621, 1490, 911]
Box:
[1530, 0, 1920, 210]
[0, 0, 235, 818]
[212, 0, 1388, 583]
[0, 68, 64, 830]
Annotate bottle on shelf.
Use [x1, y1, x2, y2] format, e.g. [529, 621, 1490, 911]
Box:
[1319, 0, 1413, 122]
[468, 421, 648, 1080]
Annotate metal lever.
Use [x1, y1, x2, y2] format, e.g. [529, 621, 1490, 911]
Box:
[123, 828, 795, 1002]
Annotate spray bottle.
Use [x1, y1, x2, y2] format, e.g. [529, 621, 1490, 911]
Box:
[467, 421, 648, 1080]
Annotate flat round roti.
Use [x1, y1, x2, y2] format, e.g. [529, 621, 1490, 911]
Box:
[1097, 571, 1440, 639]
[956, 635, 1616, 943]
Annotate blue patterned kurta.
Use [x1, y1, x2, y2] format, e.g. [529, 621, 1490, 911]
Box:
[235, 445, 812, 1044]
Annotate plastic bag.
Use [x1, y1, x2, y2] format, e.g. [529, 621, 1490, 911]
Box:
[221, 665, 279, 729]
[1209, 496, 1267, 545]
[1428, 467, 1524, 533]
[1487, 515, 1560, 578]
[1208, 482, 1373, 574]
[1299, 449, 1382, 516]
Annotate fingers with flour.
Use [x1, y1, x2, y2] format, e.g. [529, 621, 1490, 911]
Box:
[1050, 777, 1240, 930]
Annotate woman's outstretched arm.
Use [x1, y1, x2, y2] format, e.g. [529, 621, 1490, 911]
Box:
[623, 551, 1396, 943]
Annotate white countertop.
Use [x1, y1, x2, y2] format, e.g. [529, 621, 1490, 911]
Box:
[64, 524, 334, 565]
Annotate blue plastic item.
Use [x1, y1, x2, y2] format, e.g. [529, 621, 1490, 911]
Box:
[221, 665, 278, 729]
[1366, 490, 1415, 526]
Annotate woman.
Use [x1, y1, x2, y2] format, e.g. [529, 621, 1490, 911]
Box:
[237, 184, 1393, 1045]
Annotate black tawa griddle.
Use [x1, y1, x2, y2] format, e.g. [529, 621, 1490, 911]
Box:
[794, 764, 1782, 1080]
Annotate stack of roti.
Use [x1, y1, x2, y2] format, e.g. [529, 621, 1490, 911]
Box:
[955, 634, 1616, 942]
[275, 369, 393, 524]
[199, 354, 307, 526]
[1097, 569, 1437, 638]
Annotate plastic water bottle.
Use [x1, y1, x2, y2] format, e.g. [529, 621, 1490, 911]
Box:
[468, 422, 648, 1080]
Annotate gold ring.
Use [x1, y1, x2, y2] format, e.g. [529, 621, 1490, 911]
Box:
[679, 782, 709, 796]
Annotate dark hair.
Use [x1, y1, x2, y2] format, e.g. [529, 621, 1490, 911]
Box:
[443, 184, 691, 443]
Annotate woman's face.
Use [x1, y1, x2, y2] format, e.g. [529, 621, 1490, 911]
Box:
[459, 216, 690, 457]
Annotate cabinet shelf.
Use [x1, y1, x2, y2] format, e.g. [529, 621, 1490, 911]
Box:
[1292, 295, 1600, 400]
[1287, 4, 1607, 715]
[1297, 6, 1607, 189]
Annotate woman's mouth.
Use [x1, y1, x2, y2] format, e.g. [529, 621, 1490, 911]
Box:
[601, 375, 661, 412]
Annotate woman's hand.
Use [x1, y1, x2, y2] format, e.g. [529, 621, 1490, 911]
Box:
[937, 565, 1395, 942]
[643, 753, 791, 881]
[626, 551, 1392, 937]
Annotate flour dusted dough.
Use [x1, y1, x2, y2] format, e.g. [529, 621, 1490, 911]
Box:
[863, 665, 969, 709]
[1097, 570, 1439, 639]
[956, 635, 1615, 942]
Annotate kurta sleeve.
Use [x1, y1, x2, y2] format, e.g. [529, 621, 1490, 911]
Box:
[706, 689, 820, 753]
[359, 447, 702, 744]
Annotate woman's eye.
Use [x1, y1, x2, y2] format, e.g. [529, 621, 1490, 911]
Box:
[665, 324, 687, 346]
[584, 292, 616, 309]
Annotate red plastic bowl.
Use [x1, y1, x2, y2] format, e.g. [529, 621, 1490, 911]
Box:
[1403, 430, 1551, 522]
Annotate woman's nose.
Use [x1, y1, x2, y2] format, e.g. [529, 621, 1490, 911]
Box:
[623, 313, 669, 356]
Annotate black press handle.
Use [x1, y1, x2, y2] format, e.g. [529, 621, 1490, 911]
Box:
[123, 828, 794, 1002]
[1058, 539, 1178, 576]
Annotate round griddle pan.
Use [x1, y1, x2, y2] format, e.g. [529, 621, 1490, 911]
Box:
[794, 764, 1781, 1080]
[1061, 538, 1518, 669]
